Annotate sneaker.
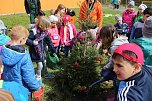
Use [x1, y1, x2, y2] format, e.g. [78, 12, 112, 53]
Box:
[44, 73, 55, 79]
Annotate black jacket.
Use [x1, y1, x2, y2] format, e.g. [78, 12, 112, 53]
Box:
[24, 0, 41, 14]
[26, 27, 56, 62]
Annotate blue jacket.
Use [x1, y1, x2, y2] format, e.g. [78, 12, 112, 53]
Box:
[133, 38, 152, 66]
[1, 45, 40, 92]
[130, 19, 144, 42]
[114, 23, 129, 35]
[117, 66, 152, 101]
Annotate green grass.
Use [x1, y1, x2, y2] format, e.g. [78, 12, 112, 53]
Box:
[0, 5, 125, 29]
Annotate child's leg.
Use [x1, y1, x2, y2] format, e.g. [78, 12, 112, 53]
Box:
[36, 62, 43, 80]
[64, 46, 72, 57]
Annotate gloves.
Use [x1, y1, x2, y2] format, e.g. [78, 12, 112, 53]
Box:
[33, 86, 44, 100]
[33, 40, 38, 45]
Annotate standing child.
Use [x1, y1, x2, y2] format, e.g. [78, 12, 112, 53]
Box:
[122, 1, 136, 38]
[133, 16, 152, 66]
[112, 43, 152, 101]
[133, 4, 147, 23]
[130, 7, 152, 42]
[1, 25, 42, 101]
[26, 16, 56, 81]
[60, 14, 77, 57]
[48, 15, 60, 57]
[54, 4, 66, 30]
[114, 14, 129, 36]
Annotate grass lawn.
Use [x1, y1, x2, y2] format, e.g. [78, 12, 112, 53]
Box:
[0, 5, 125, 29]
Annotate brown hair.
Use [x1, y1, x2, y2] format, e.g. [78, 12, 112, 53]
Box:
[54, 4, 66, 15]
[99, 24, 117, 47]
[10, 25, 29, 41]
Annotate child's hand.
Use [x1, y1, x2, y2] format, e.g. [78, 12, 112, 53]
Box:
[33, 40, 39, 45]
[33, 86, 44, 101]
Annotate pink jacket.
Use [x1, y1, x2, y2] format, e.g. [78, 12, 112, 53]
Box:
[122, 10, 136, 34]
[60, 24, 77, 46]
[48, 26, 60, 47]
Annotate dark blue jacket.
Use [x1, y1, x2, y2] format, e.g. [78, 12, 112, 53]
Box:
[130, 19, 144, 42]
[1, 45, 40, 92]
[26, 27, 56, 62]
[114, 23, 129, 35]
[117, 65, 152, 101]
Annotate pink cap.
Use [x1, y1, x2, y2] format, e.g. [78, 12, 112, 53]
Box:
[62, 14, 71, 23]
[114, 43, 144, 65]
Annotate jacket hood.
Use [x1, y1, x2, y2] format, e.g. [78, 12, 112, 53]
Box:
[1, 45, 26, 66]
[111, 36, 128, 46]
[0, 34, 10, 45]
[110, 36, 129, 54]
[134, 38, 152, 56]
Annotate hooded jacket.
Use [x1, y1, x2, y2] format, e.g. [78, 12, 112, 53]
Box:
[1, 45, 40, 92]
[133, 38, 152, 66]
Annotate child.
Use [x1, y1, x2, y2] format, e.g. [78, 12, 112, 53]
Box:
[60, 14, 77, 57]
[122, 1, 136, 38]
[48, 15, 60, 57]
[112, 43, 152, 101]
[1, 25, 41, 100]
[26, 16, 56, 81]
[114, 14, 129, 36]
[130, 7, 152, 42]
[133, 4, 147, 23]
[54, 4, 66, 30]
[99, 24, 129, 99]
[133, 16, 152, 66]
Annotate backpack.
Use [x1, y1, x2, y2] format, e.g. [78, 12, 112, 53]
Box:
[0, 20, 8, 35]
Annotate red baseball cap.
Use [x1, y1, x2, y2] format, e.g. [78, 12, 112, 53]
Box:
[114, 43, 144, 65]
[62, 14, 71, 23]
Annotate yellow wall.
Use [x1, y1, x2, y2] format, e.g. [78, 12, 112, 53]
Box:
[0, 0, 84, 15]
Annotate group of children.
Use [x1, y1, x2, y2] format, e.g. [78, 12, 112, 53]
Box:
[1, 0, 152, 100]
[97, 1, 152, 100]
[0, 3, 78, 100]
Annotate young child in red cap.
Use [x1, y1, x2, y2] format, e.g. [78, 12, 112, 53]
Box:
[112, 43, 152, 101]
[60, 14, 77, 57]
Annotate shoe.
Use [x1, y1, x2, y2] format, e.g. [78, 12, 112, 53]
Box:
[44, 73, 55, 79]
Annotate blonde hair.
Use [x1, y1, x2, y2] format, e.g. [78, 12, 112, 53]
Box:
[37, 16, 51, 30]
[10, 25, 29, 41]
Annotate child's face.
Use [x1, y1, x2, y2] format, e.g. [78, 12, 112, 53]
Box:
[138, 8, 143, 14]
[64, 22, 70, 26]
[51, 22, 57, 28]
[143, 14, 150, 22]
[116, 20, 122, 24]
[127, 6, 134, 12]
[113, 56, 136, 80]
[60, 8, 66, 16]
